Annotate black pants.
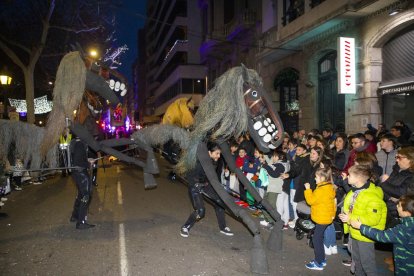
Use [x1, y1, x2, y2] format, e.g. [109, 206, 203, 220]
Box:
[182, 183, 226, 231]
[59, 149, 70, 176]
[313, 224, 329, 264]
[91, 162, 98, 185]
[71, 169, 93, 222]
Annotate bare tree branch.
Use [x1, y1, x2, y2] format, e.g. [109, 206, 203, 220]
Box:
[49, 25, 102, 33]
[30, 0, 56, 67]
[0, 34, 31, 54]
[0, 39, 26, 70]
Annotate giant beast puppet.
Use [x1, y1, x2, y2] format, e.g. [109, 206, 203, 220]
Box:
[133, 65, 285, 274]
[0, 50, 158, 183]
[0, 51, 285, 274]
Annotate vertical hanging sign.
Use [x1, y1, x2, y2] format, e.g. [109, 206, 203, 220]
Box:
[338, 37, 356, 94]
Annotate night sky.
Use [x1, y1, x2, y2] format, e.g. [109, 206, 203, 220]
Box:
[114, 0, 147, 83]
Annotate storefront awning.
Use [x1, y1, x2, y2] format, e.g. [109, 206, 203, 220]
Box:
[378, 77, 414, 95]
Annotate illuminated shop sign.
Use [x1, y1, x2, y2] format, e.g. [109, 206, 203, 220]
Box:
[338, 37, 356, 94]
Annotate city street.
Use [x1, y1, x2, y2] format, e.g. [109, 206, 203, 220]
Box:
[0, 156, 393, 276]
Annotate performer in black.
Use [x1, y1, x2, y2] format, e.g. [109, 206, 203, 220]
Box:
[70, 135, 95, 229]
[180, 141, 233, 238]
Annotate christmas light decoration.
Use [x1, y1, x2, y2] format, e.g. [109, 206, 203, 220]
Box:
[103, 44, 129, 69]
[8, 95, 53, 114]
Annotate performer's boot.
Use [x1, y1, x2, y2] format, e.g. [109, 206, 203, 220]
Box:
[75, 195, 94, 229]
[76, 221, 96, 229]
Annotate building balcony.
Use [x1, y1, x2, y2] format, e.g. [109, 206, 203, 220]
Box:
[201, 9, 257, 61]
[258, 0, 395, 64]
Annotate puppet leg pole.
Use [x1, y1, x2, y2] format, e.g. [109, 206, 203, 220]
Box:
[219, 141, 283, 252]
[197, 143, 268, 275]
[70, 123, 158, 189]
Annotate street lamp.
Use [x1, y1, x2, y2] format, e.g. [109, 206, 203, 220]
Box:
[0, 67, 12, 119]
[0, 74, 12, 85]
[89, 48, 99, 59]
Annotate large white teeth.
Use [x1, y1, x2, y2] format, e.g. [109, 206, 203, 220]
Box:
[258, 127, 267, 136]
[269, 144, 276, 149]
[266, 118, 271, 123]
[267, 126, 273, 132]
[264, 120, 269, 126]
[263, 134, 272, 143]
[253, 121, 262, 130]
[271, 124, 275, 129]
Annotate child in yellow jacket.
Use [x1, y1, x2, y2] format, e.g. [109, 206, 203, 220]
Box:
[304, 167, 336, 270]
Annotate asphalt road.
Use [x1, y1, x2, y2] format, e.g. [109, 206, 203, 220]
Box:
[0, 156, 393, 276]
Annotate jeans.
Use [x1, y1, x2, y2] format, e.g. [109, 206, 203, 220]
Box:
[324, 223, 337, 247]
[313, 224, 329, 264]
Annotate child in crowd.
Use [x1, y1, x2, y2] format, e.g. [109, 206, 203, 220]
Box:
[260, 150, 288, 227]
[256, 152, 269, 198]
[319, 159, 338, 256]
[243, 148, 262, 208]
[12, 159, 24, 191]
[304, 167, 336, 270]
[339, 165, 387, 275]
[222, 141, 239, 191]
[350, 194, 414, 275]
[235, 147, 250, 201]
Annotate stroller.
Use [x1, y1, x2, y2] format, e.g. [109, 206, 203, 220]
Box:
[294, 203, 315, 247]
[294, 201, 344, 248]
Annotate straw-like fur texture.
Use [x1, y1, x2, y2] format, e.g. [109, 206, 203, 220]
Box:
[41, 51, 86, 155]
[0, 51, 84, 170]
[176, 66, 263, 173]
[132, 124, 189, 150]
[0, 119, 58, 169]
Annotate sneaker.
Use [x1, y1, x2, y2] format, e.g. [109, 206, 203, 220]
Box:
[1, 197, 7, 202]
[0, 202, 4, 207]
[282, 224, 289, 230]
[324, 245, 332, 255]
[180, 227, 189, 238]
[330, 245, 338, 254]
[14, 186, 22, 191]
[220, 227, 234, 236]
[342, 259, 352, 266]
[260, 220, 270, 227]
[320, 260, 327, 267]
[288, 220, 296, 228]
[32, 181, 42, 185]
[305, 260, 324, 270]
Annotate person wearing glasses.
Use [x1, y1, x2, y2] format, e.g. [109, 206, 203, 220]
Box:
[380, 146, 414, 228]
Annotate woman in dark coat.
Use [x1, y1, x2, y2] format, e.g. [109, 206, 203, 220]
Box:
[380, 146, 414, 228]
[332, 133, 350, 171]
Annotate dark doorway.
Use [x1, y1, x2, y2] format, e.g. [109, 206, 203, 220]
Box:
[318, 51, 345, 132]
[274, 68, 299, 134]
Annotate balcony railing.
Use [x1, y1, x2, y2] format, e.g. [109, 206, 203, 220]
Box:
[219, 9, 257, 37]
[282, 0, 305, 26]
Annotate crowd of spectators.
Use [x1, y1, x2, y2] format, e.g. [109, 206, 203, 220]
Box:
[220, 120, 414, 273]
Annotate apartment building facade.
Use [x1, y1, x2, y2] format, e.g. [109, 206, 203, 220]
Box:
[136, 0, 207, 124]
[258, 0, 414, 133]
[136, 0, 414, 133]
